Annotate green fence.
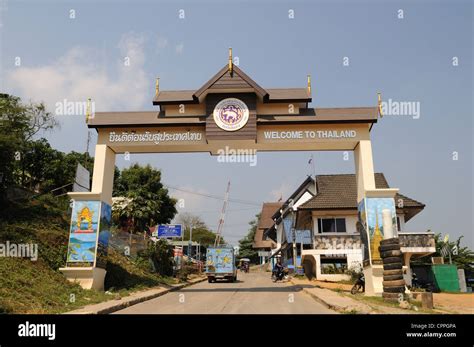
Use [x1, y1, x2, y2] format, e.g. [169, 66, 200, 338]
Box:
[431, 264, 460, 292]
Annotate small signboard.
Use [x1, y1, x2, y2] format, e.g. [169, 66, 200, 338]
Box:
[157, 224, 182, 238]
[73, 163, 90, 192]
[258, 251, 271, 257]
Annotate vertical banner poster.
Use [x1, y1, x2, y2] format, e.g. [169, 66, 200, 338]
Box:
[67, 201, 101, 264]
[363, 197, 397, 265]
[357, 199, 370, 266]
[96, 202, 112, 269]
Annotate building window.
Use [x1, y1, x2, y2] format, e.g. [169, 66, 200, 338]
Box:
[320, 255, 348, 274]
[317, 218, 346, 233]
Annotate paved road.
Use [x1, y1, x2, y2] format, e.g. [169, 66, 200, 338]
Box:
[114, 271, 336, 314]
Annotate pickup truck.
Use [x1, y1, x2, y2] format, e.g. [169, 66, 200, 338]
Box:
[205, 247, 237, 283]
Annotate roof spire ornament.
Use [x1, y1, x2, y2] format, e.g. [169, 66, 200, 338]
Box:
[307, 74, 311, 96]
[378, 92, 383, 118]
[86, 98, 91, 123]
[228, 47, 233, 76]
[155, 77, 160, 97]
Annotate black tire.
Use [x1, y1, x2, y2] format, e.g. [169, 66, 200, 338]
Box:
[382, 292, 403, 300]
[380, 250, 402, 258]
[208, 277, 214, 283]
[383, 269, 403, 276]
[380, 238, 399, 246]
[383, 256, 402, 264]
[383, 286, 405, 293]
[383, 262, 403, 270]
[379, 244, 401, 252]
[383, 279, 406, 287]
[351, 284, 361, 295]
[384, 274, 404, 281]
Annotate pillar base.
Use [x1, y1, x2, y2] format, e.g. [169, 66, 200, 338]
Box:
[364, 265, 384, 296]
[59, 267, 106, 291]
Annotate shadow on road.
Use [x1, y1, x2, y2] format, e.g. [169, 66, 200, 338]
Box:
[180, 285, 305, 293]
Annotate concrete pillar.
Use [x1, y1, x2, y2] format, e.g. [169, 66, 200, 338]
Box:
[354, 140, 376, 202]
[60, 144, 116, 291]
[91, 144, 116, 205]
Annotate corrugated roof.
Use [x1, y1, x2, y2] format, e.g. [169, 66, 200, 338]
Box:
[299, 173, 425, 211]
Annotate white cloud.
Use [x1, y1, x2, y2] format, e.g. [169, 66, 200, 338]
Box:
[6, 32, 150, 113]
[268, 182, 293, 202]
[175, 43, 184, 55]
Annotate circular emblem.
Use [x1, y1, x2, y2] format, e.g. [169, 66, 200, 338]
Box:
[213, 98, 249, 132]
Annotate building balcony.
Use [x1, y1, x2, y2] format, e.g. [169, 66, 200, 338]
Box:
[398, 231, 436, 255]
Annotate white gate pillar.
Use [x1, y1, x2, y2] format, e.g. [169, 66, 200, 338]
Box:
[60, 144, 116, 291]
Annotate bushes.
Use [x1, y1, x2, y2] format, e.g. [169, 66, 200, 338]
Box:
[137, 239, 174, 277]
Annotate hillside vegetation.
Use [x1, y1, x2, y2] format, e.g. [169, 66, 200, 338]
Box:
[0, 194, 176, 314]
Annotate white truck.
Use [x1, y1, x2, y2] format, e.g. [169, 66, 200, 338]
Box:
[205, 247, 237, 283]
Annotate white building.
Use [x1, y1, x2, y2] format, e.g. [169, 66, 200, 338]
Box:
[264, 173, 435, 283]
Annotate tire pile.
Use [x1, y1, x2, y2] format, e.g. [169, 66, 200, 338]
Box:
[379, 238, 405, 300]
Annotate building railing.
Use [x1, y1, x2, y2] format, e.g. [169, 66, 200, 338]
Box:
[313, 233, 362, 250]
[398, 232, 436, 248]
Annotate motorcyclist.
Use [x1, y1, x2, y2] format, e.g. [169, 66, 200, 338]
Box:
[273, 256, 284, 279]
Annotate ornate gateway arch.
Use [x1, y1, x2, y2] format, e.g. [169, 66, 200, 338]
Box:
[60, 50, 398, 296]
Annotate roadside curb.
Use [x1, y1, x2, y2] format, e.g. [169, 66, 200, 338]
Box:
[65, 276, 207, 315]
[291, 280, 344, 312]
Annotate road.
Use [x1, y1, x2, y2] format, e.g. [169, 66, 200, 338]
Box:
[114, 271, 336, 314]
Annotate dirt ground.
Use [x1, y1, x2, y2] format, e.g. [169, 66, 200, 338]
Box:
[297, 278, 474, 314]
[432, 292, 474, 314]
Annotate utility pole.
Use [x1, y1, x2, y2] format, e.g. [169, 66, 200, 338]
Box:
[214, 181, 230, 247]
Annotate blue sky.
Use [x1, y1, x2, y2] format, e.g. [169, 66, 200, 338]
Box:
[1, 0, 472, 246]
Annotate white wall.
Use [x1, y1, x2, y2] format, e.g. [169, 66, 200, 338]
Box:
[302, 249, 363, 281]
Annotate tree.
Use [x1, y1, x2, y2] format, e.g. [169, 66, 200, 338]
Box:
[0, 94, 57, 197]
[176, 213, 222, 246]
[237, 214, 260, 264]
[113, 164, 177, 233]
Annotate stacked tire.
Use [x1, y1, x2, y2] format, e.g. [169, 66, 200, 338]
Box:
[379, 238, 405, 300]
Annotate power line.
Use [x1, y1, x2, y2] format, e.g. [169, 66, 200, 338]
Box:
[164, 184, 261, 206]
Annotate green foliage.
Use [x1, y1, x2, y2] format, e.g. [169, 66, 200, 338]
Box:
[177, 213, 222, 247]
[113, 164, 177, 233]
[237, 214, 260, 264]
[0, 94, 58, 199]
[413, 233, 474, 271]
[138, 239, 174, 277]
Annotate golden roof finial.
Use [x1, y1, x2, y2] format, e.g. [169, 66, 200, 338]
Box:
[377, 92, 383, 118]
[86, 98, 91, 123]
[228, 47, 233, 75]
[155, 77, 160, 97]
[307, 74, 311, 95]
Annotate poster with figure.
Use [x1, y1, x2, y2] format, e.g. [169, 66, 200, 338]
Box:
[364, 197, 397, 264]
[96, 202, 111, 269]
[66, 201, 101, 263]
[357, 199, 370, 267]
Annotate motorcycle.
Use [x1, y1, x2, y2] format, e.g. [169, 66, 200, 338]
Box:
[350, 272, 365, 294]
[272, 267, 289, 282]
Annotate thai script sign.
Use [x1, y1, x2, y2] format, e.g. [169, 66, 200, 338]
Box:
[108, 131, 203, 144]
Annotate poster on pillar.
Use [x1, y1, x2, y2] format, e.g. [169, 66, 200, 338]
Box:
[66, 201, 101, 264]
[358, 197, 397, 265]
[96, 202, 112, 269]
[357, 199, 370, 267]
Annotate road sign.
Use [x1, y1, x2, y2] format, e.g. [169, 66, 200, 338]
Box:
[157, 224, 182, 238]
